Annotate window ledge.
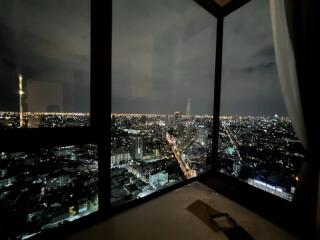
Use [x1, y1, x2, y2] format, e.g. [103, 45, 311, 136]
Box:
[64, 181, 297, 240]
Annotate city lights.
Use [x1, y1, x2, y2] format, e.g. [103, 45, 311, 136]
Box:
[110, 113, 304, 204]
[0, 144, 98, 239]
[0, 110, 305, 238]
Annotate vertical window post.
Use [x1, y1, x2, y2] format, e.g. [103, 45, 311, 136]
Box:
[212, 16, 224, 173]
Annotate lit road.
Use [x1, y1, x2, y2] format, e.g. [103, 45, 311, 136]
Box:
[166, 133, 196, 179]
[222, 125, 242, 161]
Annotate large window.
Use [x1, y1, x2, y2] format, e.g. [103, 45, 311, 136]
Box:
[217, 0, 304, 201]
[0, 1, 96, 239]
[0, 0, 310, 239]
[111, 0, 216, 205]
[0, 0, 90, 128]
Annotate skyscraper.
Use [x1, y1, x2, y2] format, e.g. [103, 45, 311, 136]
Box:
[131, 136, 144, 160]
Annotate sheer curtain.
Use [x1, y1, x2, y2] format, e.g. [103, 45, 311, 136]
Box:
[269, 0, 307, 148]
[269, 0, 319, 238]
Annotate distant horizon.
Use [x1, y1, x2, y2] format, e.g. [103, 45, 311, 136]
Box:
[0, 111, 289, 118]
[111, 113, 289, 118]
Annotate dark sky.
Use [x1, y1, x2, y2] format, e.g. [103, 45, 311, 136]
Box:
[220, 0, 286, 116]
[0, 0, 90, 112]
[112, 0, 287, 116]
[0, 0, 287, 116]
[112, 0, 216, 115]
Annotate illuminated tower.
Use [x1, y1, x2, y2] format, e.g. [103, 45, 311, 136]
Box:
[18, 74, 25, 127]
[186, 97, 191, 118]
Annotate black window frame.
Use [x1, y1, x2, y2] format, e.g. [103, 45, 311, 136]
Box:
[196, 0, 304, 236]
[107, 0, 303, 235]
[0, 0, 307, 238]
[0, 0, 109, 237]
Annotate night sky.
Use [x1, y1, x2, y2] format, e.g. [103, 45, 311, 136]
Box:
[0, 0, 287, 116]
[220, 0, 286, 116]
[0, 0, 90, 112]
[112, 0, 287, 116]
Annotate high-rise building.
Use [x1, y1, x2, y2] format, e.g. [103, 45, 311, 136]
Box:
[197, 128, 208, 146]
[131, 136, 144, 160]
[149, 171, 168, 188]
[111, 152, 132, 167]
[165, 115, 170, 127]
[173, 112, 182, 127]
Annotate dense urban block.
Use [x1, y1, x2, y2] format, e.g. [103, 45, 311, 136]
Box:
[0, 143, 98, 239]
[110, 113, 304, 204]
[0, 112, 305, 238]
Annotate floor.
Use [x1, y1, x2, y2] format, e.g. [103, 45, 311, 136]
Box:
[64, 181, 297, 240]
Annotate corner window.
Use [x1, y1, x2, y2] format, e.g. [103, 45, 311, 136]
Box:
[218, 0, 304, 201]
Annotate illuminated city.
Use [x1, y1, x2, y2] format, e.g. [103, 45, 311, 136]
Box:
[217, 115, 304, 201]
[0, 1, 307, 238]
[111, 112, 213, 204]
[0, 112, 90, 128]
[110, 113, 304, 204]
[0, 144, 98, 239]
[0, 109, 305, 238]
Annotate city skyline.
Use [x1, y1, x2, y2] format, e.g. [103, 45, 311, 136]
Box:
[0, 111, 304, 239]
[110, 113, 303, 204]
[0, 1, 308, 239]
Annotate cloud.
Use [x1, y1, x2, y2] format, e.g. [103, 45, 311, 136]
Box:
[112, 0, 216, 115]
[111, 0, 286, 116]
[0, 0, 90, 112]
[220, 0, 287, 116]
[0, 0, 287, 116]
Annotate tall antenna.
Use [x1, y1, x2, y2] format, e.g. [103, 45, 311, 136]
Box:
[18, 74, 24, 127]
[186, 97, 191, 118]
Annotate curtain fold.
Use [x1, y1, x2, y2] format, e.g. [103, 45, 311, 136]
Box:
[269, 0, 307, 148]
[270, 0, 308, 148]
[270, 0, 319, 238]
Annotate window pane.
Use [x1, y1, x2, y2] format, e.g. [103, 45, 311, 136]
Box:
[0, 0, 90, 128]
[111, 0, 216, 205]
[0, 144, 98, 239]
[218, 0, 305, 201]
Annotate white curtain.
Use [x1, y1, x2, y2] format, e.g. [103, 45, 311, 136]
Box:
[270, 2, 320, 238]
[269, 0, 308, 148]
